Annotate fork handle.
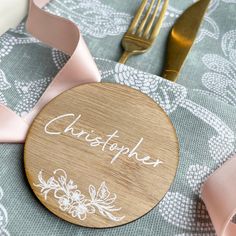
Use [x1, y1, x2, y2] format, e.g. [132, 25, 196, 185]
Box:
[119, 51, 133, 64]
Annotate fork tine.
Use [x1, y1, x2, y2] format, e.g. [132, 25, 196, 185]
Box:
[127, 0, 149, 33]
[149, 0, 169, 41]
[137, 0, 155, 35]
[143, 0, 161, 38]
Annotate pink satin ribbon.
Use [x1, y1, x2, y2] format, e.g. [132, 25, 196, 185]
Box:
[0, 1, 235, 235]
[0, 0, 100, 143]
[202, 155, 236, 236]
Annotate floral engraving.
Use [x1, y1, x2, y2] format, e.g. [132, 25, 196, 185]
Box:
[34, 169, 125, 222]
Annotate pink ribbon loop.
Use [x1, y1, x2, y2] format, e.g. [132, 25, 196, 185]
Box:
[202, 155, 236, 236]
[0, 0, 100, 143]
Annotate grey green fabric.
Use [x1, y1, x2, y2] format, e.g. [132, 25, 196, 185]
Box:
[0, 0, 236, 235]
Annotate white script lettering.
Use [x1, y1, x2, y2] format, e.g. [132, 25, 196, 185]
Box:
[44, 113, 163, 168]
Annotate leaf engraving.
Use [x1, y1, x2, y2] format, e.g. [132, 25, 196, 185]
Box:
[34, 169, 125, 222]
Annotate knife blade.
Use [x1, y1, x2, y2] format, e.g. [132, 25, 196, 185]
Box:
[161, 0, 210, 82]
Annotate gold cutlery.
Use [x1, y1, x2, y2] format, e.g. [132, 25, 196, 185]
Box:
[119, 0, 169, 64]
[161, 0, 211, 82]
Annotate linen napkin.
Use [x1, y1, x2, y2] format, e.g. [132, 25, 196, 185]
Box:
[0, 0, 236, 235]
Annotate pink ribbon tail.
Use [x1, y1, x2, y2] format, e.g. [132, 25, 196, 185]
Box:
[0, 104, 29, 143]
[202, 155, 236, 236]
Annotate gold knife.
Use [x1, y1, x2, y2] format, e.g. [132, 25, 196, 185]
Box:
[161, 0, 210, 82]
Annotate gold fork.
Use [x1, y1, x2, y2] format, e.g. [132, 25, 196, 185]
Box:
[119, 0, 169, 64]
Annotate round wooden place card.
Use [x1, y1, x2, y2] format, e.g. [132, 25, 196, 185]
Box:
[24, 83, 179, 228]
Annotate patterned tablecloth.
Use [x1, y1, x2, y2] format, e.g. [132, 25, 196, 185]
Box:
[0, 0, 236, 235]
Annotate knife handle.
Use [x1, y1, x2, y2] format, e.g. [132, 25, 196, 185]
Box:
[161, 69, 179, 82]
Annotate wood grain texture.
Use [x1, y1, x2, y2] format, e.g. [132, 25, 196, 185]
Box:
[24, 83, 179, 228]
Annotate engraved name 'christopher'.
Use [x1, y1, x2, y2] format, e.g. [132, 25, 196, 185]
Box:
[44, 113, 163, 168]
